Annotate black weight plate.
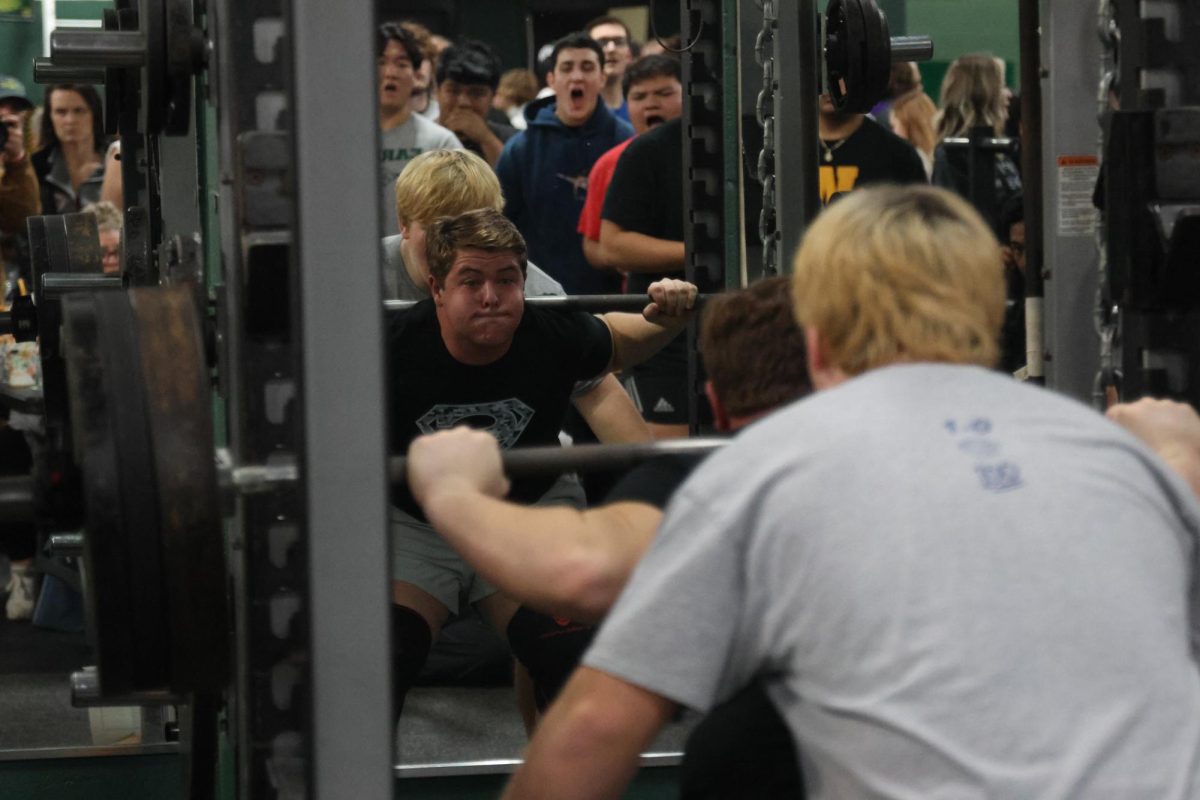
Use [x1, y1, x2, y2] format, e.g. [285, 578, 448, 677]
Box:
[842, 0, 868, 112]
[94, 290, 172, 692]
[143, 0, 167, 134]
[62, 293, 138, 696]
[860, 0, 891, 113]
[163, 0, 195, 135]
[824, 0, 852, 109]
[130, 286, 228, 694]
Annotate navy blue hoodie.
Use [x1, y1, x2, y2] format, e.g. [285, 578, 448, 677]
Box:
[496, 95, 633, 295]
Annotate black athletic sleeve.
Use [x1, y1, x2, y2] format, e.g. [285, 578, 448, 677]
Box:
[604, 454, 706, 509]
[532, 307, 614, 382]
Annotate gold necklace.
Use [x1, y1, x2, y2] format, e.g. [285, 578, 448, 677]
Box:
[820, 138, 847, 164]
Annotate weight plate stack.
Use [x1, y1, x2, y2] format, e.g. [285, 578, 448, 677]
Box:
[61, 286, 227, 698]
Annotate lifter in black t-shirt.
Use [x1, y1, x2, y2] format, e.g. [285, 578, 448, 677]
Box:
[406, 277, 813, 794]
[818, 93, 928, 205]
[388, 208, 697, 722]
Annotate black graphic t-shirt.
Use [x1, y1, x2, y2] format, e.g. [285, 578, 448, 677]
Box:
[820, 116, 928, 205]
[388, 299, 613, 516]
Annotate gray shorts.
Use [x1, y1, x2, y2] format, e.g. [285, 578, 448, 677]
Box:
[390, 472, 586, 614]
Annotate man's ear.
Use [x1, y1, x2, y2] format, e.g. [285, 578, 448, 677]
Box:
[804, 326, 844, 391]
[704, 381, 732, 433]
[428, 274, 443, 303]
[546, 68, 558, 91]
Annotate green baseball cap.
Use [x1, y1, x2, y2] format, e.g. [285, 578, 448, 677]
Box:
[0, 75, 33, 111]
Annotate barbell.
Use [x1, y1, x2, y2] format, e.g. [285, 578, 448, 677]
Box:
[824, 0, 934, 113]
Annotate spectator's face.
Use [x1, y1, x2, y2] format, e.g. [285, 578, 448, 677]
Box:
[1005, 221, 1026, 274]
[0, 99, 26, 119]
[438, 79, 494, 120]
[49, 89, 92, 145]
[378, 40, 416, 115]
[411, 57, 433, 112]
[99, 228, 121, 274]
[626, 74, 682, 135]
[548, 47, 604, 126]
[589, 23, 633, 87]
[432, 248, 525, 351]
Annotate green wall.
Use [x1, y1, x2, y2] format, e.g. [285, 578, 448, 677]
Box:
[0, 0, 111, 104]
[906, 0, 1020, 96]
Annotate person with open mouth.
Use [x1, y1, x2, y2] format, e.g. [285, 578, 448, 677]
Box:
[495, 32, 634, 297]
[377, 22, 461, 235]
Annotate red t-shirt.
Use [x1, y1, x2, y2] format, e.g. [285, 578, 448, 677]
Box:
[576, 138, 635, 242]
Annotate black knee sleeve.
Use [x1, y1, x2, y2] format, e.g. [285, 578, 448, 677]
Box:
[505, 606, 595, 710]
[391, 605, 433, 722]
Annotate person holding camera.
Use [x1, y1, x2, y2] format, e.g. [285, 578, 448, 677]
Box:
[0, 76, 39, 238]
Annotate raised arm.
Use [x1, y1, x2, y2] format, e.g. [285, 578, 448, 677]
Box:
[407, 428, 660, 622]
[599, 277, 697, 373]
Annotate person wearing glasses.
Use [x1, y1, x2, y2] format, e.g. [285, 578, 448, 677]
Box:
[585, 16, 637, 123]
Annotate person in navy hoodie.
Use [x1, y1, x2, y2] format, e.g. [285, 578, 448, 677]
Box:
[496, 32, 634, 296]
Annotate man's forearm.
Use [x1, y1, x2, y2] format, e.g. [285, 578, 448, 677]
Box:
[599, 220, 685, 273]
[479, 134, 505, 167]
[503, 667, 676, 800]
[573, 374, 652, 443]
[601, 312, 687, 373]
[422, 488, 657, 622]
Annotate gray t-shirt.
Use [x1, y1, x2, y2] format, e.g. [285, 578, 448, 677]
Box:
[586, 363, 1200, 799]
[379, 115, 461, 235]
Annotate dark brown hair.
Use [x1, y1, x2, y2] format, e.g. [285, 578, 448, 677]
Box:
[425, 208, 528, 285]
[699, 277, 812, 418]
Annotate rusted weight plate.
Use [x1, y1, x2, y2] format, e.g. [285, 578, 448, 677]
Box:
[129, 285, 228, 694]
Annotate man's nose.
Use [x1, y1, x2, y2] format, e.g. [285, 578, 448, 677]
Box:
[480, 281, 500, 304]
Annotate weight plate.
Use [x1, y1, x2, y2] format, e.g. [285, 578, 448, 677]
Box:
[130, 286, 228, 694]
[163, 0, 196, 135]
[62, 293, 138, 696]
[94, 290, 172, 692]
[824, 0, 852, 109]
[142, 0, 167, 134]
[861, 0, 892, 114]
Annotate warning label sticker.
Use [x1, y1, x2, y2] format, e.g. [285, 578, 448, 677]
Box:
[1057, 155, 1100, 237]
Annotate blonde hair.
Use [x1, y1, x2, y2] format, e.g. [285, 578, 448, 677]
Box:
[393, 149, 503, 227]
[936, 53, 1008, 139]
[891, 90, 938, 158]
[791, 185, 1005, 374]
[81, 200, 122, 232]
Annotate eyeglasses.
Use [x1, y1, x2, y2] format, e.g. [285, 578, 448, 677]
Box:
[593, 36, 628, 48]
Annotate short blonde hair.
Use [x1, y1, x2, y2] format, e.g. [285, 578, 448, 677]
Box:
[791, 185, 1005, 375]
[394, 149, 503, 227]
